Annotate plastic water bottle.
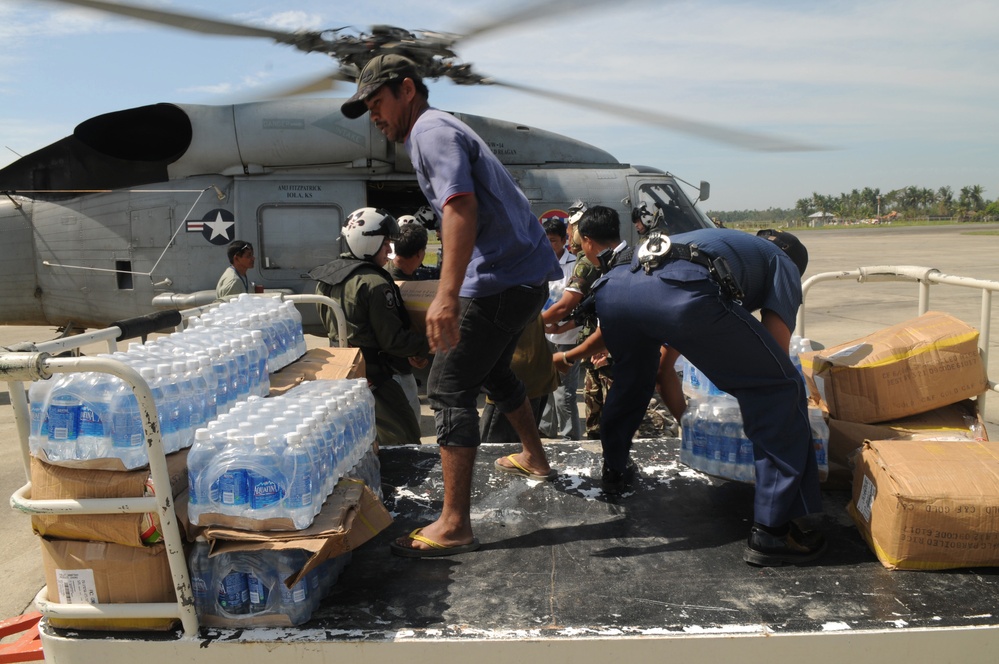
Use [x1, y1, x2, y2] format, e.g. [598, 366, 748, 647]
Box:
[735, 422, 755, 483]
[246, 563, 272, 615]
[188, 428, 224, 509]
[188, 539, 214, 616]
[283, 432, 314, 529]
[250, 330, 270, 395]
[808, 406, 829, 482]
[277, 550, 311, 625]
[689, 401, 711, 468]
[246, 433, 286, 517]
[216, 566, 249, 616]
[718, 403, 740, 479]
[45, 375, 82, 461]
[110, 377, 145, 469]
[207, 346, 232, 415]
[679, 399, 695, 465]
[230, 338, 251, 401]
[172, 360, 197, 449]
[77, 372, 113, 460]
[28, 379, 54, 457]
[703, 402, 724, 476]
[217, 430, 250, 512]
[154, 363, 182, 454]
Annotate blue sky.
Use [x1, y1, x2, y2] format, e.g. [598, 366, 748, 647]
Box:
[1, 0, 997, 211]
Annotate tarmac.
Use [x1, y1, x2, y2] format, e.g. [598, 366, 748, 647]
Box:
[1, 222, 998, 623]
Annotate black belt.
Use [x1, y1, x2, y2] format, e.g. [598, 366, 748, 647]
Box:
[635, 234, 744, 301]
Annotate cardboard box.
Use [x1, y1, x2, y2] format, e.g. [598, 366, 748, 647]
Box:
[849, 440, 999, 570]
[40, 538, 177, 630]
[828, 399, 986, 475]
[396, 279, 438, 335]
[267, 347, 365, 395]
[30, 449, 189, 547]
[190, 480, 392, 629]
[181, 479, 392, 587]
[802, 311, 988, 423]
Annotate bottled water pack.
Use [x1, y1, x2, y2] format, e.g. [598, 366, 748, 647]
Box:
[188, 540, 351, 626]
[187, 378, 377, 531]
[26, 294, 313, 469]
[678, 352, 828, 483]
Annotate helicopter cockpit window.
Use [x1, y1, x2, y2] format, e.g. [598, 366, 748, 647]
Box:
[635, 182, 713, 235]
[259, 205, 343, 271]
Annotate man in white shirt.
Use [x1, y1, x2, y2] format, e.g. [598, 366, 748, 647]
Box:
[539, 216, 581, 440]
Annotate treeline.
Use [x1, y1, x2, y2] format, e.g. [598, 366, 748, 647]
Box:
[708, 185, 997, 224]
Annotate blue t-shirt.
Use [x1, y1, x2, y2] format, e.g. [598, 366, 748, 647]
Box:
[666, 228, 803, 332]
[405, 109, 561, 297]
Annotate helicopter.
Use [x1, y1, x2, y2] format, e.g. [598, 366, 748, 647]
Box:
[0, 0, 819, 334]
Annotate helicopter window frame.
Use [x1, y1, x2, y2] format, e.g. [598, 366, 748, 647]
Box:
[634, 181, 714, 235]
[257, 203, 345, 271]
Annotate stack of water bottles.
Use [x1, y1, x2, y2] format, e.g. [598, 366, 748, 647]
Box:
[187, 378, 380, 531]
[27, 325, 272, 470]
[677, 344, 829, 483]
[188, 540, 351, 626]
[26, 294, 310, 470]
[193, 293, 308, 372]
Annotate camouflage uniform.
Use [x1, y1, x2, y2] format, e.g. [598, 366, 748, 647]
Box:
[567, 256, 612, 438]
[310, 255, 429, 446]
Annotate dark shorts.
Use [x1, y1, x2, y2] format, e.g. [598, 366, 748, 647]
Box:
[427, 283, 548, 448]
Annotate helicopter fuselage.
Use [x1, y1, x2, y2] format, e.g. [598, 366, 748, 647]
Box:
[0, 99, 713, 331]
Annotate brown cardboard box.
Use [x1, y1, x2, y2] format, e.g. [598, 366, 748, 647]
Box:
[396, 279, 438, 335]
[39, 538, 177, 630]
[849, 440, 999, 570]
[826, 399, 987, 486]
[801, 311, 988, 424]
[193, 480, 392, 584]
[267, 346, 365, 395]
[30, 449, 189, 547]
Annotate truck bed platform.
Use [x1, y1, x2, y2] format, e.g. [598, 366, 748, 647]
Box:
[39, 440, 999, 663]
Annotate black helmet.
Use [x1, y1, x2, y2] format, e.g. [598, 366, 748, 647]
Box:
[757, 229, 808, 276]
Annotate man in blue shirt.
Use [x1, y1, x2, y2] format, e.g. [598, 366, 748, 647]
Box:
[581, 219, 824, 567]
[343, 54, 562, 557]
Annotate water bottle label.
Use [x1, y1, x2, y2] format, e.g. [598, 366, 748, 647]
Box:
[248, 471, 284, 509]
[48, 403, 80, 440]
[219, 469, 249, 506]
[217, 571, 249, 614]
[79, 405, 103, 437]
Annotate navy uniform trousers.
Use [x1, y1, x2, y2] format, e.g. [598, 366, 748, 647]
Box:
[595, 261, 822, 528]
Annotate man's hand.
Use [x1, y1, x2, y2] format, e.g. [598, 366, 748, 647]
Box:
[408, 355, 429, 370]
[425, 292, 461, 353]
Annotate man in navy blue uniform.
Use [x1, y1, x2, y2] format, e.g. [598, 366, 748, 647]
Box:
[578, 212, 824, 566]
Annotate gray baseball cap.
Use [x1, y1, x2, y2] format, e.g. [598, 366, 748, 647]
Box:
[341, 54, 421, 119]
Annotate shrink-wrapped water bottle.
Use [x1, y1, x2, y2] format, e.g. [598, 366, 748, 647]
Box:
[110, 377, 145, 469]
[28, 378, 54, 457]
[45, 375, 83, 462]
[188, 428, 223, 508]
[808, 405, 829, 482]
[277, 550, 311, 625]
[172, 360, 197, 450]
[282, 433, 315, 530]
[246, 433, 286, 516]
[77, 372, 113, 460]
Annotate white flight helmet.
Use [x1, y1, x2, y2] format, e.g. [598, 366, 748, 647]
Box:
[414, 205, 439, 230]
[397, 215, 418, 226]
[341, 207, 400, 261]
[567, 200, 588, 226]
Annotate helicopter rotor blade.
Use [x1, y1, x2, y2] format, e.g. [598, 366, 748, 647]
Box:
[256, 71, 354, 100]
[488, 79, 829, 153]
[456, 0, 640, 42]
[38, 0, 322, 51]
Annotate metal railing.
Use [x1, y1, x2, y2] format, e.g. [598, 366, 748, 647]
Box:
[796, 265, 999, 419]
[4, 293, 346, 638]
